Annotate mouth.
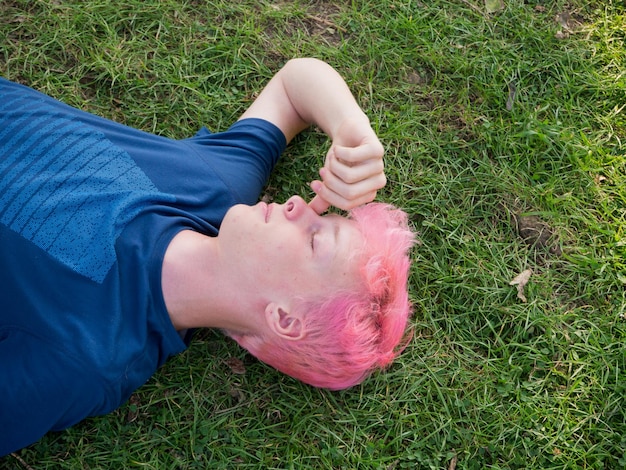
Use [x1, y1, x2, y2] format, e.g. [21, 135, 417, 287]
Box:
[264, 202, 273, 223]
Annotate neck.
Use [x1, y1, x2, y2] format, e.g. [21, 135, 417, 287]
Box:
[161, 230, 258, 334]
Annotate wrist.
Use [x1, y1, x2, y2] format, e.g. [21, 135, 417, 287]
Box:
[329, 112, 371, 141]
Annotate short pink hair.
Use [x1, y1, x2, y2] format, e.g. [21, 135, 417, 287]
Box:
[229, 202, 415, 390]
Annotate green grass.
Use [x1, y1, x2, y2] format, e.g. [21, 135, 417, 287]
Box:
[1, 0, 625, 468]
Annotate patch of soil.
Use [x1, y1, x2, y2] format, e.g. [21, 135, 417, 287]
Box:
[514, 214, 562, 256]
[265, 1, 346, 48]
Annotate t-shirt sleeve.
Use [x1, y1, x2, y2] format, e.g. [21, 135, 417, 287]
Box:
[181, 118, 287, 205]
[0, 328, 111, 456]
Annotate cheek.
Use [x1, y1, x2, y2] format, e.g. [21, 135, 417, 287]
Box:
[272, 244, 308, 280]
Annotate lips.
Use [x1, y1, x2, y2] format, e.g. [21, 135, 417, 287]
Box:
[264, 202, 273, 223]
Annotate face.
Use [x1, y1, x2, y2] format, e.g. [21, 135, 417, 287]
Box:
[217, 195, 365, 306]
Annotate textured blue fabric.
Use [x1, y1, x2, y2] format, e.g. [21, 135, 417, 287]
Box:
[0, 77, 286, 455]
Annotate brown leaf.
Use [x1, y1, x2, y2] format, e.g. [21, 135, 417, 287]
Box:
[510, 269, 533, 302]
[506, 81, 517, 111]
[555, 30, 569, 40]
[224, 357, 246, 375]
[448, 454, 458, 470]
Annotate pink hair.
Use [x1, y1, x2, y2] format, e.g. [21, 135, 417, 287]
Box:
[229, 202, 416, 390]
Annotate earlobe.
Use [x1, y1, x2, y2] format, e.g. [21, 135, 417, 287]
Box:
[265, 302, 304, 341]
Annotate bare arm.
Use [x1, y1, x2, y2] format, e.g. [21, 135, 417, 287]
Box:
[238, 58, 386, 213]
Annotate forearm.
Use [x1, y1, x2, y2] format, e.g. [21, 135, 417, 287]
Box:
[278, 58, 370, 139]
[238, 58, 385, 212]
[279, 59, 385, 213]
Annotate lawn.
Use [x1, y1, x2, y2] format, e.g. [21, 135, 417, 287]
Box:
[1, 0, 625, 468]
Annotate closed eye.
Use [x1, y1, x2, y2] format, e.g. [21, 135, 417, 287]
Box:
[310, 232, 316, 251]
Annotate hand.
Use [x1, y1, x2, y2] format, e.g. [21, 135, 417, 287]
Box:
[309, 117, 386, 214]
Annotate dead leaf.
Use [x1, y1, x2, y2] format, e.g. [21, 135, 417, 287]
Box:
[448, 454, 458, 470]
[485, 0, 504, 14]
[510, 269, 533, 302]
[125, 394, 141, 423]
[555, 30, 569, 40]
[506, 81, 517, 111]
[594, 174, 608, 184]
[229, 387, 245, 401]
[224, 357, 246, 375]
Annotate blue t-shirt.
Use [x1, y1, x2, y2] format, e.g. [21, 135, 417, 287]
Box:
[0, 78, 286, 455]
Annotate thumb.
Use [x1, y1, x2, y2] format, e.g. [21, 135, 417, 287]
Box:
[332, 145, 352, 165]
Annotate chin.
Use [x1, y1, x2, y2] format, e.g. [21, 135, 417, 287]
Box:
[220, 203, 257, 232]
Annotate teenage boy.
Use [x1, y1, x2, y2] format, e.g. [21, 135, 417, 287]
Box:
[0, 58, 414, 455]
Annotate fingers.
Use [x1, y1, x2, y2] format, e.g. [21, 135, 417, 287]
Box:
[319, 165, 387, 197]
[310, 178, 379, 211]
[333, 139, 384, 166]
[308, 117, 386, 212]
[308, 192, 331, 215]
[323, 143, 385, 185]
[307, 141, 387, 212]
[327, 146, 385, 184]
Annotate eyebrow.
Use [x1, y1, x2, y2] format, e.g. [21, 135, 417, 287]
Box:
[317, 215, 349, 265]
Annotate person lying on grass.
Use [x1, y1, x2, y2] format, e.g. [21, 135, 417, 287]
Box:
[0, 58, 415, 455]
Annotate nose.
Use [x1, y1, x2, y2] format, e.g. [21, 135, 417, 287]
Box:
[283, 195, 315, 221]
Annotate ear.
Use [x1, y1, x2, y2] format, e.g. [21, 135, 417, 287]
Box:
[264, 302, 304, 341]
